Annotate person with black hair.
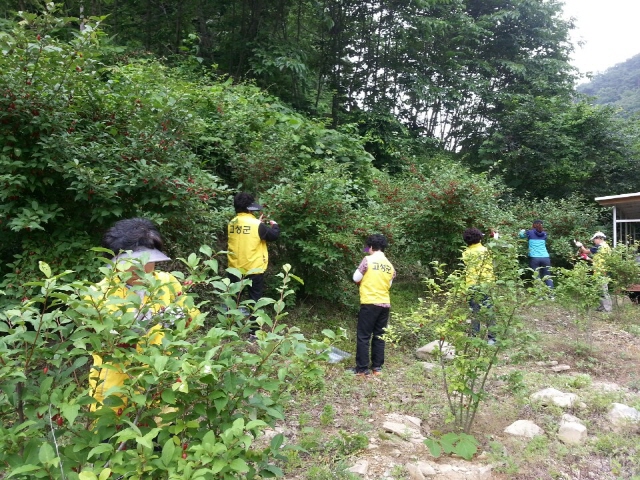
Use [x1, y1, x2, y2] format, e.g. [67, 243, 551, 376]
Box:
[227, 193, 280, 318]
[462, 227, 496, 344]
[518, 219, 554, 289]
[87, 218, 199, 411]
[350, 234, 396, 376]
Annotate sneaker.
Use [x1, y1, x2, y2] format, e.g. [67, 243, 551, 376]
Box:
[372, 368, 383, 376]
[347, 367, 370, 377]
[487, 338, 496, 346]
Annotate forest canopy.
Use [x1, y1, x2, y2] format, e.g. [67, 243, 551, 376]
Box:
[0, 2, 638, 304]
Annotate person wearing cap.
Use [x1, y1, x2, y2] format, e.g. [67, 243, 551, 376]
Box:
[227, 192, 280, 312]
[351, 234, 396, 376]
[462, 228, 496, 344]
[576, 232, 612, 312]
[518, 220, 554, 289]
[87, 217, 199, 411]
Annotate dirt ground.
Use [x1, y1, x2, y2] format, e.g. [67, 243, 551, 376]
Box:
[278, 299, 640, 479]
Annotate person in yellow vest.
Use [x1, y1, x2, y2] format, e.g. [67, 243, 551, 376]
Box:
[87, 218, 199, 411]
[351, 234, 396, 376]
[227, 192, 280, 330]
[577, 231, 612, 312]
[462, 227, 496, 344]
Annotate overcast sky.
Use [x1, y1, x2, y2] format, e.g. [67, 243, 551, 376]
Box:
[561, 0, 640, 77]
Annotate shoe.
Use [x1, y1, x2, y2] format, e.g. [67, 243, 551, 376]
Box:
[248, 334, 258, 343]
[372, 368, 382, 376]
[347, 367, 370, 377]
[487, 338, 496, 346]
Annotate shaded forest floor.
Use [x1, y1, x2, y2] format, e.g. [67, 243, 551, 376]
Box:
[273, 289, 640, 479]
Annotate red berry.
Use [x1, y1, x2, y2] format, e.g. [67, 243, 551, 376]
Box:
[43, 366, 48, 374]
[117, 408, 123, 416]
[176, 377, 182, 383]
[56, 416, 63, 427]
[182, 453, 187, 459]
[182, 442, 188, 450]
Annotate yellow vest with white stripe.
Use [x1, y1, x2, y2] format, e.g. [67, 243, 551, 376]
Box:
[227, 213, 268, 273]
[359, 252, 395, 304]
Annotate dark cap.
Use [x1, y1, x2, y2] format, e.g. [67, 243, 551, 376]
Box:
[247, 202, 263, 211]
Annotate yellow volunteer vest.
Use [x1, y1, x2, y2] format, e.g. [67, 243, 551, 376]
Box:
[87, 271, 198, 411]
[462, 243, 495, 288]
[593, 242, 611, 276]
[227, 213, 268, 273]
[359, 252, 395, 304]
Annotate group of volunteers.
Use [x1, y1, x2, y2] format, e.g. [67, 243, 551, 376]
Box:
[227, 193, 396, 377]
[87, 196, 613, 407]
[517, 220, 612, 312]
[457, 221, 613, 358]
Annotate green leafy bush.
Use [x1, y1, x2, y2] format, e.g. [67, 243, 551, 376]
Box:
[262, 163, 380, 303]
[424, 432, 479, 461]
[376, 159, 512, 269]
[0, 252, 338, 479]
[603, 244, 640, 298]
[0, 8, 230, 304]
[187, 83, 375, 197]
[395, 236, 536, 433]
[554, 262, 605, 345]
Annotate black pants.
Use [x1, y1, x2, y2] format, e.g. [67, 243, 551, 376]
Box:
[356, 304, 389, 372]
[228, 273, 265, 333]
[228, 273, 265, 303]
[530, 257, 553, 288]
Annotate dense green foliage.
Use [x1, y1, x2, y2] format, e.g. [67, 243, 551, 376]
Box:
[4, 0, 640, 200]
[0, 254, 335, 479]
[3, 6, 640, 477]
[0, 9, 230, 301]
[0, 6, 630, 303]
[469, 96, 640, 199]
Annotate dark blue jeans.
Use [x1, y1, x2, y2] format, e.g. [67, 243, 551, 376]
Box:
[356, 305, 389, 372]
[530, 257, 554, 288]
[468, 287, 495, 341]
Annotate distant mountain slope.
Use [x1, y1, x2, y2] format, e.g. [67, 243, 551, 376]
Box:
[577, 53, 640, 117]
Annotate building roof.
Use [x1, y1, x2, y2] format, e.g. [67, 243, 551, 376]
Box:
[595, 192, 640, 220]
